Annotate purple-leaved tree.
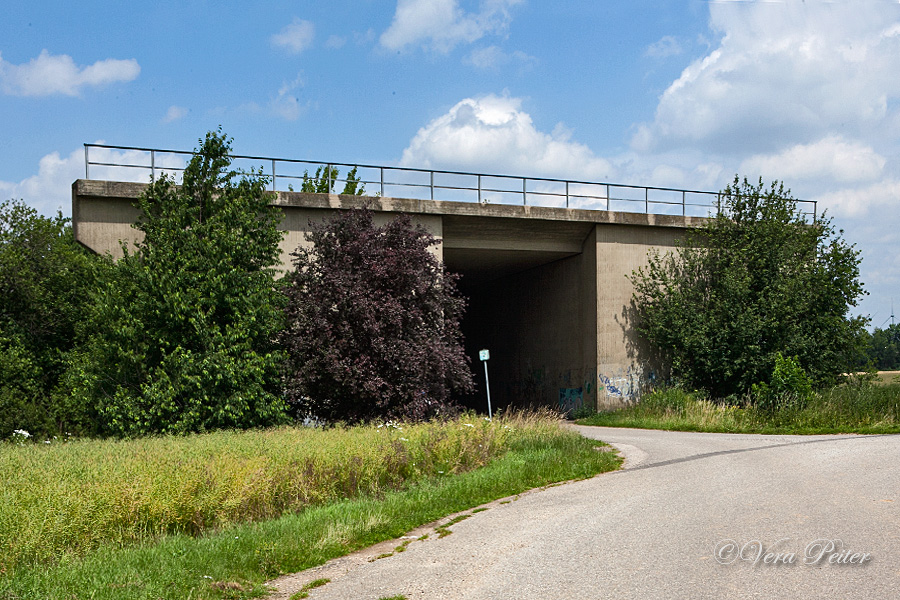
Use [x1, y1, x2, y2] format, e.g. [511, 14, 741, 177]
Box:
[279, 207, 474, 423]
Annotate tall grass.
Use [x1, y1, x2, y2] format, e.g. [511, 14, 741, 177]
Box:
[1, 411, 620, 599]
[577, 384, 900, 434]
[0, 411, 608, 576]
[0, 414, 508, 573]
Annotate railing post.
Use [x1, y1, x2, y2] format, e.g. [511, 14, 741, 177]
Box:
[84, 145, 89, 179]
[272, 159, 277, 191]
[645, 188, 649, 214]
[151, 150, 156, 180]
[430, 170, 434, 201]
[478, 174, 482, 204]
[566, 181, 570, 208]
[522, 177, 527, 205]
[327, 164, 332, 192]
[682, 190, 686, 217]
[380, 167, 384, 197]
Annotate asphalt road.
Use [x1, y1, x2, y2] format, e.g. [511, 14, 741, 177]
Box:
[270, 426, 900, 599]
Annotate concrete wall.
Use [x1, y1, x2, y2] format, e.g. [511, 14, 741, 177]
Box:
[72, 179, 704, 411]
[592, 225, 683, 408]
[72, 181, 144, 259]
[73, 180, 443, 265]
[278, 205, 443, 270]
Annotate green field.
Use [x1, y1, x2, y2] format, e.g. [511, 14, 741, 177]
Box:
[873, 371, 900, 386]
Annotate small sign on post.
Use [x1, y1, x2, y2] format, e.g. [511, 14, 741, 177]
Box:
[479, 349, 492, 419]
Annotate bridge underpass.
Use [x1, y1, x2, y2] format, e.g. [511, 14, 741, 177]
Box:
[441, 214, 592, 412]
[73, 179, 704, 412]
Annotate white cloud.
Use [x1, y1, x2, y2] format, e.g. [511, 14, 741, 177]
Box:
[814, 179, 900, 219]
[645, 35, 683, 59]
[464, 45, 536, 70]
[400, 94, 614, 181]
[271, 18, 315, 54]
[0, 50, 139, 97]
[813, 177, 900, 319]
[632, 1, 900, 154]
[162, 105, 188, 123]
[0, 150, 75, 215]
[381, 0, 523, 53]
[355, 29, 377, 46]
[465, 45, 505, 68]
[218, 75, 310, 122]
[740, 136, 886, 184]
[616, 0, 900, 262]
[325, 35, 347, 49]
[270, 75, 307, 121]
[1, 146, 184, 217]
[623, 1, 900, 322]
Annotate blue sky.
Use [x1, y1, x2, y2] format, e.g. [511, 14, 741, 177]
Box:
[2, 0, 898, 326]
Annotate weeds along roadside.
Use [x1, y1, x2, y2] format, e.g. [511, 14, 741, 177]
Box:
[577, 382, 900, 434]
[0, 410, 621, 599]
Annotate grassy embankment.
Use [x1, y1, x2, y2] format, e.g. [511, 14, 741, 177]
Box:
[0, 411, 620, 599]
[578, 376, 900, 434]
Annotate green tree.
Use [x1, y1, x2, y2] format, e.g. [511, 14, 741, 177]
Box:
[0, 199, 103, 438]
[279, 207, 473, 423]
[299, 165, 366, 195]
[631, 176, 867, 399]
[866, 325, 900, 370]
[751, 352, 814, 411]
[69, 130, 288, 435]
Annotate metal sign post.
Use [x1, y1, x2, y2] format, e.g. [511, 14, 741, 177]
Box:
[479, 349, 492, 419]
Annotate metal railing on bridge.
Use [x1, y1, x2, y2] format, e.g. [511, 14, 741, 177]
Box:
[83, 144, 817, 220]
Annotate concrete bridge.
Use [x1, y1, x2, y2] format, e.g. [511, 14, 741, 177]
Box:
[72, 176, 708, 413]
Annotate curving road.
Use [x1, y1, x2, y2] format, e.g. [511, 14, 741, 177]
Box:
[270, 426, 900, 599]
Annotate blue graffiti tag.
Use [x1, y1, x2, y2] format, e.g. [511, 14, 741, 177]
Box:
[598, 374, 622, 396]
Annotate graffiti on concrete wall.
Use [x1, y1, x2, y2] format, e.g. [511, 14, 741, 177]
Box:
[599, 374, 626, 397]
[558, 387, 583, 415]
[598, 364, 655, 405]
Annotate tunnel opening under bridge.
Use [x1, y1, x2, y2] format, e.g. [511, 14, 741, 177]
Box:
[441, 213, 602, 415]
